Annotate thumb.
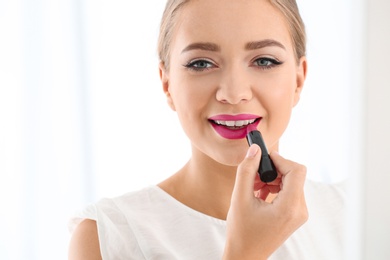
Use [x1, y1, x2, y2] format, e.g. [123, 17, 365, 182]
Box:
[232, 144, 262, 202]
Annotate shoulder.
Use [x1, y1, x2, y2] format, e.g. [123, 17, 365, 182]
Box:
[303, 179, 346, 227]
[305, 179, 346, 212]
[72, 186, 158, 222]
[68, 219, 101, 260]
[304, 180, 346, 248]
[68, 186, 161, 259]
[271, 180, 347, 259]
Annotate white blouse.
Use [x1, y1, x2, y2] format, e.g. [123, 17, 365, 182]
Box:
[69, 180, 346, 259]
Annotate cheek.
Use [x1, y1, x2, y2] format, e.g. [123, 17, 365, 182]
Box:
[266, 91, 294, 128]
[270, 86, 296, 113]
[168, 76, 216, 143]
[170, 75, 216, 114]
[256, 74, 297, 145]
[257, 72, 297, 111]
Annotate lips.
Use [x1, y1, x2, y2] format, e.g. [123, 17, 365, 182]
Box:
[209, 114, 260, 139]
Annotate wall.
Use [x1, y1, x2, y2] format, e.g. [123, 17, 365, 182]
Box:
[364, 0, 390, 258]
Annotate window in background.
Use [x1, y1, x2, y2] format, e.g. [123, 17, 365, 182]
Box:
[1, 0, 92, 259]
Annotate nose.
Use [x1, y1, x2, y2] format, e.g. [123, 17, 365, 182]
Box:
[215, 68, 253, 104]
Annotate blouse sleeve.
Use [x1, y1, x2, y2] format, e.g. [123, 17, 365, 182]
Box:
[68, 198, 146, 260]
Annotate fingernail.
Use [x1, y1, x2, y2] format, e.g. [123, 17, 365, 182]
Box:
[246, 144, 259, 158]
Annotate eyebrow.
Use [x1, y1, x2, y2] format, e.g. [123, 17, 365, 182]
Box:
[245, 39, 286, 50]
[181, 39, 286, 54]
[181, 42, 221, 53]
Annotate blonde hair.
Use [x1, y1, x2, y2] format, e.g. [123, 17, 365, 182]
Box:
[158, 0, 306, 70]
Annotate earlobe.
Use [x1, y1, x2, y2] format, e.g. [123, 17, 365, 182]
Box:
[293, 56, 308, 107]
[159, 62, 176, 111]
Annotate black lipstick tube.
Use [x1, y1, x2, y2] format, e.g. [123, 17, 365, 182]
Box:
[246, 130, 277, 183]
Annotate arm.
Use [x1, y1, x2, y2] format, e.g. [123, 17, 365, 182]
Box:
[68, 219, 102, 260]
[223, 145, 308, 259]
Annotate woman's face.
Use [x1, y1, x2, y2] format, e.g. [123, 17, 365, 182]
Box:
[160, 0, 307, 166]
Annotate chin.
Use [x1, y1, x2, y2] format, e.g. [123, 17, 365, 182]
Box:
[215, 149, 246, 167]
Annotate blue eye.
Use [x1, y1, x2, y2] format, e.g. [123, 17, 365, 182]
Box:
[253, 58, 282, 69]
[184, 59, 214, 71]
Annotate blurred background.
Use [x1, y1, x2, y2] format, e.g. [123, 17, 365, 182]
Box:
[0, 0, 389, 259]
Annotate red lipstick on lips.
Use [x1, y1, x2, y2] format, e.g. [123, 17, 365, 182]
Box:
[208, 114, 260, 139]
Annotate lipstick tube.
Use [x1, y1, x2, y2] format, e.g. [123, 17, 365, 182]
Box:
[246, 130, 277, 183]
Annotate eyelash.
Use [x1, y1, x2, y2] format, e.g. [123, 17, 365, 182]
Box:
[252, 57, 283, 70]
[184, 59, 215, 72]
[183, 57, 283, 72]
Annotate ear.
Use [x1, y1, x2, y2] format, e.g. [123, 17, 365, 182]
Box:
[159, 62, 176, 111]
[293, 56, 308, 107]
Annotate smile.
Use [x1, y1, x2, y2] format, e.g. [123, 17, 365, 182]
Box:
[208, 114, 260, 139]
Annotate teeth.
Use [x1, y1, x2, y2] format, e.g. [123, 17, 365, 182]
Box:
[235, 120, 246, 127]
[215, 119, 256, 127]
[226, 121, 235, 127]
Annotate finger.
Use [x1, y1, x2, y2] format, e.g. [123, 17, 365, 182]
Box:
[259, 187, 270, 200]
[270, 151, 306, 199]
[267, 185, 281, 194]
[253, 181, 266, 191]
[232, 144, 262, 202]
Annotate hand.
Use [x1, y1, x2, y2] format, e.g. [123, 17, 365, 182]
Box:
[223, 144, 308, 260]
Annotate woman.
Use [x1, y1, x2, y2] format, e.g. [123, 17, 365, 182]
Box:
[69, 0, 345, 259]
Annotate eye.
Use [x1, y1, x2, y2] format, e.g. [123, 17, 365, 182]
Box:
[184, 59, 215, 71]
[253, 57, 282, 69]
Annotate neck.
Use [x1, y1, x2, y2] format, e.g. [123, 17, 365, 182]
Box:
[158, 150, 237, 220]
[158, 142, 279, 220]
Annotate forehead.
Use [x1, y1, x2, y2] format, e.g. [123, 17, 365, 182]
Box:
[171, 0, 293, 52]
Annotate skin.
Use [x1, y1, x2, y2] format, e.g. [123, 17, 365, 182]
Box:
[68, 0, 308, 259]
[159, 0, 306, 219]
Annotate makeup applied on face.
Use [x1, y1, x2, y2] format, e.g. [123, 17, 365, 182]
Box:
[161, 0, 306, 173]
